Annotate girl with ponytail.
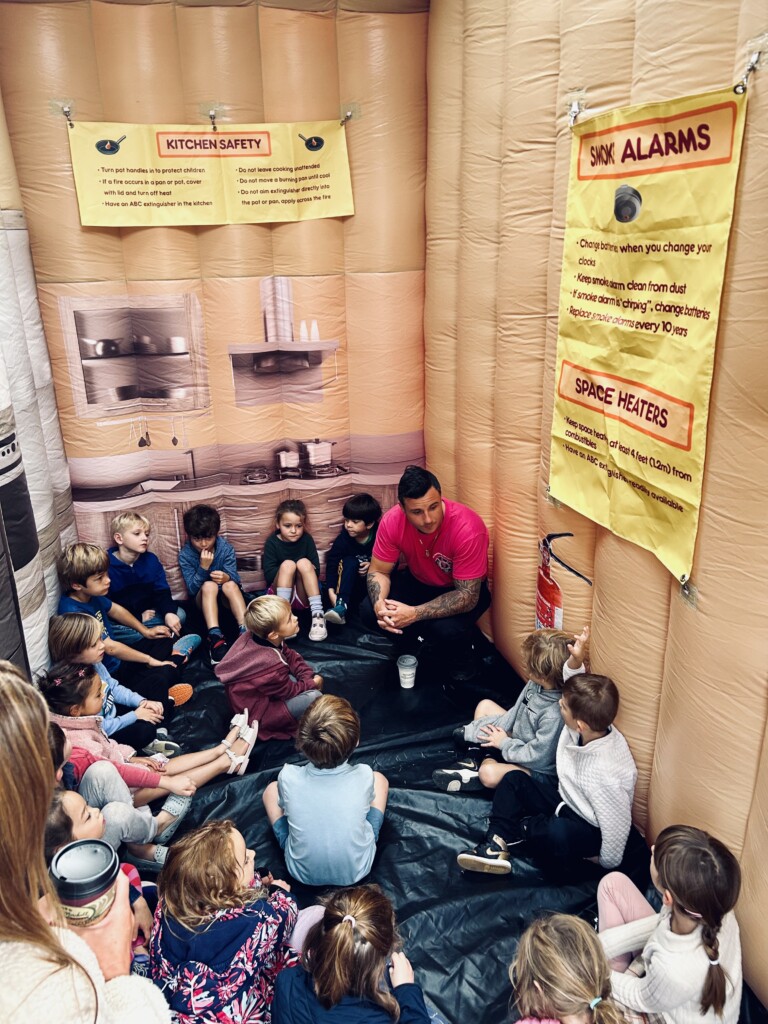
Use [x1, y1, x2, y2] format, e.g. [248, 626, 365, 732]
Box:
[510, 914, 624, 1024]
[271, 885, 435, 1023]
[598, 824, 742, 1024]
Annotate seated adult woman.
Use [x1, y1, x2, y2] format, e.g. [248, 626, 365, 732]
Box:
[0, 659, 170, 1023]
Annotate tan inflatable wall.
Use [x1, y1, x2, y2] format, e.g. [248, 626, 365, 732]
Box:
[426, 1, 768, 1004]
[1, 0, 767, 1005]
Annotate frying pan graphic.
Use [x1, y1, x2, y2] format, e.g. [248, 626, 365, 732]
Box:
[298, 133, 324, 152]
[95, 134, 127, 155]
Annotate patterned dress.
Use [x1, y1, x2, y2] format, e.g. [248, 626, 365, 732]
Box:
[150, 889, 299, 1023]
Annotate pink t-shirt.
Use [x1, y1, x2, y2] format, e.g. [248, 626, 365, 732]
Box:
[373, 498, 489, 588]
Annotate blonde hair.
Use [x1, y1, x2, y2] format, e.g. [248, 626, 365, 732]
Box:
[159, 819, 266, 932]
[0, 662, 97, 1017]
[511, 914, 623, 1024]
[521, 629, 574, 688]
[110, 511, 150, 538]
[244, 595, 289, 638]
[296, 695, 359, 769]
[48, 613, 101, 662]
[57, 543, 109, 591]
[303, 886, 400, 1019]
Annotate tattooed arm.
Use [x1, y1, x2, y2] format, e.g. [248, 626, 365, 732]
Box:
[413, 576, 483, 621]
[379, 576, 485, 632]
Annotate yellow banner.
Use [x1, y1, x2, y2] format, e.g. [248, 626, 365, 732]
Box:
[68, 120, 354, 226]
[549, 87, 747, 580]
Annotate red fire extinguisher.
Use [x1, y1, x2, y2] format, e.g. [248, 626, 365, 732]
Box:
[535, 533, 592, 630]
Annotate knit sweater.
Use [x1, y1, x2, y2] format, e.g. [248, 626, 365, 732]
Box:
[601, 905, 742, 1024]
[556, 724, 637, 868]
[0, 925, 170, 1023]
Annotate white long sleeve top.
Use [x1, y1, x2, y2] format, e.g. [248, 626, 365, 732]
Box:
[556, 724, 637, 868]
[600, 905, 742, 1024]
[0, 926, 171, 1023]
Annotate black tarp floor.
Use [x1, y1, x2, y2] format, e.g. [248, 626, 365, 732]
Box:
[159, 617, 764, 1024]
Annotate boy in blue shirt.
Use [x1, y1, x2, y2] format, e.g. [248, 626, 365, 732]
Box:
[56, 542, 192, 705]
[108, 511, 200, 662]
[178, 504, 247, 664]
[324, 493, 382, 626]
[262, 695, 389, 886]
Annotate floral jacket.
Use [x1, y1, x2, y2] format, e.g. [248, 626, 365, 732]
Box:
[150, 888, 299, 1023]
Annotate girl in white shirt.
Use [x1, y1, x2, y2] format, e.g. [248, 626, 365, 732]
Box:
[598, 824, 742, 1024]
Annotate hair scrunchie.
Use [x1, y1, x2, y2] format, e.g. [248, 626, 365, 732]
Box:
[342, 914, 356, 928]
[589, 998, 603, 1010]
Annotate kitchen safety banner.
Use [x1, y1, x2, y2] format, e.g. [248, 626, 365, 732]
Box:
[548, 86, 747, 580]
[68, 120, 354, 226]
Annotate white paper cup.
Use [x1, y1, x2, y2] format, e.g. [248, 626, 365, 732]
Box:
[397, 654, 418, 689]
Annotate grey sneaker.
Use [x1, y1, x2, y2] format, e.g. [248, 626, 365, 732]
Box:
[432, 766, 483, 793]
[457, 833, 519, 874]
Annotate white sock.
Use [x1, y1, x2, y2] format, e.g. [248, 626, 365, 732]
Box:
[277, 587, 292, 603]
[309, 595, 323, 616]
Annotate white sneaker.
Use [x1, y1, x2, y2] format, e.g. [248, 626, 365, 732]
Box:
[309, 613, 328, 641]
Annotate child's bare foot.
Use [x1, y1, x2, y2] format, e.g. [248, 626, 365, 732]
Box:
[218, 724, 242, 751]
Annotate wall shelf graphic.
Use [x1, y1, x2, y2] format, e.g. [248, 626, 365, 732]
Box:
[59, 293, 210, 417]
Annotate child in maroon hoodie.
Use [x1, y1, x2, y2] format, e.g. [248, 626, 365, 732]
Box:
[215, 596, 323, 741]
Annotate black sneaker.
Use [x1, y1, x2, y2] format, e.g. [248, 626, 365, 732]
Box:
[457, 833, 519, 874]
[208, 634, 229, 664]
[432, 765, 484, 793]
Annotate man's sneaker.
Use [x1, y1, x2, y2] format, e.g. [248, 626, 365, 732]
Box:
[309, 613, 328, 641]
[208, 634, 229, 664]
[324, 599, 347, 626]
[432, 766, 484, 793]
[457, 833, 519, 874]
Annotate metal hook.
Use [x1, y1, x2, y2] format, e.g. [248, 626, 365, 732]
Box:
[734, 50, 761, 94]
[209, 108, 218, 132]
[568, 99, 582, 129]
[340, 110, 353, 127]
[62, 104, 74, 129]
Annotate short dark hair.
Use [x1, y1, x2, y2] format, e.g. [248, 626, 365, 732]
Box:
[296, 695, 360, 769]
[183, 504, 220, 538]
[397, 465, 441, 503]
[342, 493, 382, 525]
[562, 673, 619, 732]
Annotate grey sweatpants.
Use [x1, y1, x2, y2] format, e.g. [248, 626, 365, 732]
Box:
[79, 761, 157, 849]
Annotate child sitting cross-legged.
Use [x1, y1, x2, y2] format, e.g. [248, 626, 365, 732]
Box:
[263, 695, 389, 887]
[150, 819, 324, 1021]
[215, 595, 323, 742]
[107, 510, 200, 663]
[457, 673, 637, 881]
[433, 626, 588, 794]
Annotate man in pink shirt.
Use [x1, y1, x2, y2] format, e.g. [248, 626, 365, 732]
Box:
[363, 465, 491, 655]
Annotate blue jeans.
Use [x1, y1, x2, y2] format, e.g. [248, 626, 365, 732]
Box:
[109, 607, 187, 646]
